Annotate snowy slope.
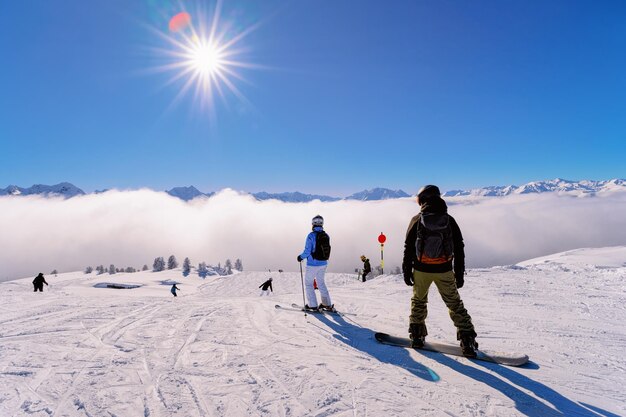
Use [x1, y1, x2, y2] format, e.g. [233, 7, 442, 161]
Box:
[1, 248, 625, 416]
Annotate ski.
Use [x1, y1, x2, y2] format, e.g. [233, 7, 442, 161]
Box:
[274, 304, 356, 317]
[290, 303, 357, 316]
[375, 332, 529, 367]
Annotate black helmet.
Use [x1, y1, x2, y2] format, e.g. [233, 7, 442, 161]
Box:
[417, 185, 441, 203]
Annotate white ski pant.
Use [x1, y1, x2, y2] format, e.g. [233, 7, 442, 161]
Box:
[259, 290, 271, 296]
[305, 264, 331, 308]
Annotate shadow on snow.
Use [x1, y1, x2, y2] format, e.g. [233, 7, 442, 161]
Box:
[311, 314, 620, 417]
[309, 313, 439, 382]
[428, 352, 618, 417]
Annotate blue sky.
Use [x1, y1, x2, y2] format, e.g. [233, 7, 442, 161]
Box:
[1, 0, 625, 195]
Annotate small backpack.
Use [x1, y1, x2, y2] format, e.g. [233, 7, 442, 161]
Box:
[415, 213, 454, 264]
[312, 231, 331, 260]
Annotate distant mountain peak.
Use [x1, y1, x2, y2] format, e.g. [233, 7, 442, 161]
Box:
[166, 186, 210, 201]
[345, 188, 410, 201]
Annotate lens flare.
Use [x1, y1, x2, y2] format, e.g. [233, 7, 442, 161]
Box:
[168, 12, 191, 33]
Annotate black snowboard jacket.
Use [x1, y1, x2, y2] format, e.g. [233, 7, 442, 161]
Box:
[32, 274, 48, 286]
[259, 280, 273, 291]
[402, 197, 465, 279]
[362, 259, 371, 274]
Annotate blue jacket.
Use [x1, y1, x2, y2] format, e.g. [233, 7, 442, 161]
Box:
[299, 226, 329, 266]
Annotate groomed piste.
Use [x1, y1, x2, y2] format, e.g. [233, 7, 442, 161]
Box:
[0, 247, 624, 416]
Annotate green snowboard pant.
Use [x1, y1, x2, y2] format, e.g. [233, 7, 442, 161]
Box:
[409, 270, 475, 339]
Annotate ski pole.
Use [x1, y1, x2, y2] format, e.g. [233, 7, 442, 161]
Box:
[299, 261, 307, 317]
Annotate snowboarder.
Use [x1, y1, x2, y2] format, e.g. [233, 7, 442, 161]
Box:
[171, 284, 180, 297]
[32, 273, 48, 292]
[360, 255, 371, 282]
[259, 277, 273, 296]
[297, 215, 333, 311]
[402, 185, 478, 358]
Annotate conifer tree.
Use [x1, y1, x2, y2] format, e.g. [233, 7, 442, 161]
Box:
[182, 257, 191, 277]
[153, 257, 165, 272]
[197, 262, 208, 278]
[167, 255, 178, 270]
[234, 259, 243, 271]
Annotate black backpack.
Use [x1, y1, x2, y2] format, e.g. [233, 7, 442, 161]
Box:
[415, 213, 454, 263]
[312, 231, 331, 261]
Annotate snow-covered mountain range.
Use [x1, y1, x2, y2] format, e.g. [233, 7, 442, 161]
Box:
[252, 191, 340, 202]
[443, 178, 626, 197]
[0, 183, 409, 202]
[0, 182, 85, 198]
[253, 188, 409, 202]
[3, 179, 624, 202]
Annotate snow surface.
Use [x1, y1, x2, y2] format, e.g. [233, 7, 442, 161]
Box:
[1, 247, 625, 416]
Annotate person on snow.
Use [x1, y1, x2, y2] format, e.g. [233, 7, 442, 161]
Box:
[259, 277, 273, 296]
[171, 284, 180, 297]
[402, 185, 479, 358]
[297, 215, 333, 311]
[360, 255, 371, 282]
[32, 273, 48, 292]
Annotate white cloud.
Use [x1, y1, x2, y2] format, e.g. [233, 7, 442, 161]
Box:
[1, 189, 625, 281]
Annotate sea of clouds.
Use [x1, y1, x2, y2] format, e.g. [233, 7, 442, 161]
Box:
[1, 189, 626, 281]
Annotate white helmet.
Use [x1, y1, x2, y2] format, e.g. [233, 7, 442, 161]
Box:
[312, 215, 324, 227]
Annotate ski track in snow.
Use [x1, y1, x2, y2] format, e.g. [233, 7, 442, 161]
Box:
[1, 248, 625, 416]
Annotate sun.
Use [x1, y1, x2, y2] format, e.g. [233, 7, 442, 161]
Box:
[189, 40, 224, 77]
[145, 2, 261, 116]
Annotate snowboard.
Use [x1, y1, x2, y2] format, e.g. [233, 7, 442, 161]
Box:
[375, 332, 529, 367]
[274, 304, 356, 317]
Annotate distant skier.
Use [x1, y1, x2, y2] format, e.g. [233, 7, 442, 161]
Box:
[259, 278, 273, 296]
[32, 273, 48, 292]
[171, 284, 180, 297]
[297, 215, 333, 311]
[402, 185, 478, 358]
[360, 255, 371, 282]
